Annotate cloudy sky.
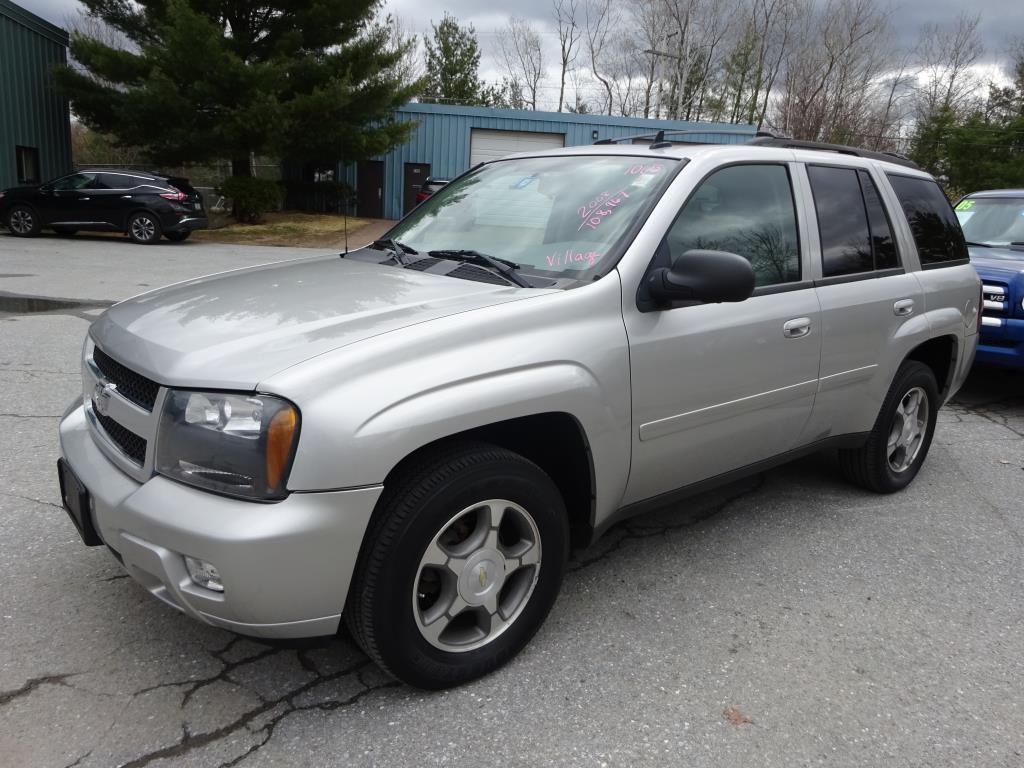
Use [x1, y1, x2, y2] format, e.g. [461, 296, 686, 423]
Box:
[19, 0, 1024, 104]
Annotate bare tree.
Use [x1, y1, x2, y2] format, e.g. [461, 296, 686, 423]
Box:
[583, 0, 620, 115]
[387, 15, 424, 93]
[913, 13, 984, 119]
[496, 17, 546, 110]
[553, 0, 583, 112]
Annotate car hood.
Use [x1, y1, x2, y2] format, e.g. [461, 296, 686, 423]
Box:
[90, 254, 545, 390]
[2, 185, 40, 196]
[969, 246, 1024, 280]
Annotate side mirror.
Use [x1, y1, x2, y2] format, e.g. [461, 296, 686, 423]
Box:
[646, 249, 755, 305]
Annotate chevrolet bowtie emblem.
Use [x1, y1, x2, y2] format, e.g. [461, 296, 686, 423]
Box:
[93, 379, 116, 416]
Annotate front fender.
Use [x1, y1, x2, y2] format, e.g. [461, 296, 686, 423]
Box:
[263, 274, 632, 525]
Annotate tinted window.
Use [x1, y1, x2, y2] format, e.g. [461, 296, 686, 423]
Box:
[51, 173, 94, 191]
[807, 165, 871, 276]
[663, 164, 800, 286]
[98, 172, 135, 189]
[887, 175, 968, 266]
[858, 170, 898, 270]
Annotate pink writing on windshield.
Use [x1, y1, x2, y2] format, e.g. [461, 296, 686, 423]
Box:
[547, 249, 601, 268]
[578, 189, 630, 231]
[624, 163, 665, 175]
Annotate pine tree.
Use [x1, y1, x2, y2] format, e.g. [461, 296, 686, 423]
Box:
[423, 13, 484, 106]
[55, 0, 422, 177]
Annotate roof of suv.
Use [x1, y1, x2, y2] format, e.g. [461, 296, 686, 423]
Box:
[965, 189, 1024, 198]
[513, 141, 932, 177]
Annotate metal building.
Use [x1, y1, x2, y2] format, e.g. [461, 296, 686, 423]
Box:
[351, 102, 756, 220]
[0, 0, 72, 190]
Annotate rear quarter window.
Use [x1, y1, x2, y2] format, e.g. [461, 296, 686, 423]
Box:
[886, 174, 968, 267]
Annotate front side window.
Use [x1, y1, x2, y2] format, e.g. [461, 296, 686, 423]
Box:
[50, 173, 95, 191]
[887, 174, 967, 266]
[955, 196, 1024, 249]
[386, 155, 679, 279]
[16, 146, 40, 184]
[663, 164, 801, 287]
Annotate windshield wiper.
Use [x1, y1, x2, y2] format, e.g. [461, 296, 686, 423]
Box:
[428, 249, 532, 288]
[370, 238, 418, 265]
[965, 241, 992, 248]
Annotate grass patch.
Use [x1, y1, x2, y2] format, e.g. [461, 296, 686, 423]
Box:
[193, 211, 373, 248]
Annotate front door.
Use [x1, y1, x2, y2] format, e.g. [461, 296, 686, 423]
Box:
[622, 163, 822, 505]
[357, 160, 384, 219]
[403, 163, 430, 217]
[38, 172, 95, 225]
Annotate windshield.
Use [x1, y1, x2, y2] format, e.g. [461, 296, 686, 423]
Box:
[386, 155, 679, 278]
[955, 196, 1024, 249]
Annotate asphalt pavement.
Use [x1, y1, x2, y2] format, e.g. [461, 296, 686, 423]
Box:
[1, 233, 1022, 767]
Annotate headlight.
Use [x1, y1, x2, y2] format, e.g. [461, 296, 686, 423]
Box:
[156, 390, 300, 500]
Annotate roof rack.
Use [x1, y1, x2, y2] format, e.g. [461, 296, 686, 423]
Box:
[748, 137, 919, 169]
[593, 129, 919, 169]
[593, 129, 776, 147]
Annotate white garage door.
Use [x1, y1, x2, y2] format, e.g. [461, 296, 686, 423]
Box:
[469, 129, 565, 165]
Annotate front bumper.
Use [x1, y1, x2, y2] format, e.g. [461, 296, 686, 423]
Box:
[976, 318, 1024, 369]
[59, 404, 382, 639]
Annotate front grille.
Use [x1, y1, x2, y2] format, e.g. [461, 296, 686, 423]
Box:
[982, 283, 1008, 317]
[94, 410, 147, 465]
[448, 264, 514, 286]
[93, 347, 159, 411]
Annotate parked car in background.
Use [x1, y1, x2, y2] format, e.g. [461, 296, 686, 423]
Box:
[1, 170, 207, 244]
[58, 137, 979, 689]
[414, 176, 448, 205]
[955, 189, 1024, 370]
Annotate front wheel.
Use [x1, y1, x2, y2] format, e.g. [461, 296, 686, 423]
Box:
[6, 205, 40, 236]
[127, 211, 162, 244]
[345, 442, 569, 689]
[839, 360, 939, 493]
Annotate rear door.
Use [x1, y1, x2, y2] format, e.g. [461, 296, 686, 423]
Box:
[801, 163, 923, 438]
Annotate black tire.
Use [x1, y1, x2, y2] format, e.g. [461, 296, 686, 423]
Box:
[345, 441, 569, 689]
[5, 205, 40, 236]
[164, 230, 191, 242]
[53, 226, 78, 236]
[839, 360, 939, 493]
[127, 211, 162, 244]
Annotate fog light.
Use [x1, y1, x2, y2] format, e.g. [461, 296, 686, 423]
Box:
[185, 556, 224, 592]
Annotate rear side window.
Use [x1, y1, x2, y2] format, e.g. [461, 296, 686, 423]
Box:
[886, 174, 968, 266]
[663, 163, 801, 286]
[807, 165, 872, 276]
[858, 170, 898, 270]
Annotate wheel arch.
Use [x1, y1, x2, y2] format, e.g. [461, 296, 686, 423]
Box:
[904, 334, 958, 399]
[379, 412, 597, 550]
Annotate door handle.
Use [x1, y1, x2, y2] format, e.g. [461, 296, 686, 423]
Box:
[893, 299, 914, 316]
[80, 197, 90, 201]
[121, 195, 132, 199]
[783, 317, 811, 338]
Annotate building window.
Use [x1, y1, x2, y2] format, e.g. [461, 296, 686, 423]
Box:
[16, 146, 40, 184]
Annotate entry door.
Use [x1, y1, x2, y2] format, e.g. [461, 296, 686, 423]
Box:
[622, 163, 822, 505]
[403, 163, 430, 217]
[357, 161, 384, 219]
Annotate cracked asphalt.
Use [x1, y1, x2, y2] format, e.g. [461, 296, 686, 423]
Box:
[2, 235, 1023, 767]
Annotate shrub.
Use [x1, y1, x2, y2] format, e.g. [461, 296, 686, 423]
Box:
[218, 176, 283, 223]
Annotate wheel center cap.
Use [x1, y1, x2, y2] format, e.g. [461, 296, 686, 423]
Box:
[458, 549, 504, 605]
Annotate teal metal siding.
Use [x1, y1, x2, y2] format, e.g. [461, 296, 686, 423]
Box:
[0, 0, 72, 189]
[352, 103, 755, 220]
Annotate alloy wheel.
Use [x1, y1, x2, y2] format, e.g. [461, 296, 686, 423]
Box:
[9, 209, 33, 234]
[131, 215, 156, 242]
[413, 499, 541, 653]
[887, 386, 929, 473]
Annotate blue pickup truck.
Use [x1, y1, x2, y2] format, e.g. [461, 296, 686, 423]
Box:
[955, 190, 1024, 370]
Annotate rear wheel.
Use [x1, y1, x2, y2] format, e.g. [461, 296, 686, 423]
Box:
[127, 211, 161, 244]
[6, 205, 40, 236]
[53, 226, 78, 236]
[839, 361, 939, 493]
[345, 442, 569, 689]
[164, 231, 191, 242]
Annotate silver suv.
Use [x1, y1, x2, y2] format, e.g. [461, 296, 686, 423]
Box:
[57, 137, 981, 688]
